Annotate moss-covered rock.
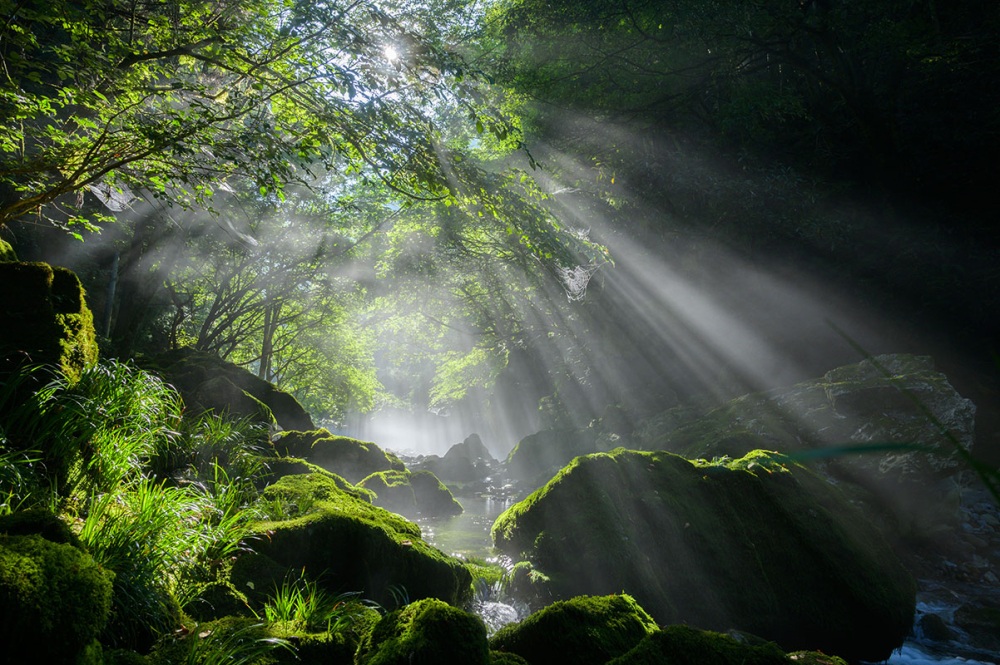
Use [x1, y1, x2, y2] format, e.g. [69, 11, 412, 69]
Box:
[275, 429, 406, 483]
[0, 533, 114, 664]
[359, 469, 463, 519]
[636, 354, 977, 538]
[491, 449, 915, 663]
[604, 625, 848, 665]
[0, 508, 80, 546]
[0, 237, 18, 261]
[488, 594, 657, 665]
[417, 434, 496, 484]
[356, 598, 490, 665]
[238, 472, 471, 610]
[260, 458, 376, 503]
[504, 428, 602, 488]
[0, 262, 98, 383]
[144, 348, 314, 431]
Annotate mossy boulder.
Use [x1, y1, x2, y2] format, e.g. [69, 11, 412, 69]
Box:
[275, 429, 405, 483]
[504, 428, 602, 488]
[488, 594, 657, 665]
[359, 469, 463, 519]
[0, 262, 98, 383]
[605, 625, 848, 665]
[491, 449, 915, 663]
[145, 348, 314, 431]
[0, 238, 17, 261]
[490, 651, 530, 665]
[260, 457, 376, 503]
[636, 354, 977, 537]
[356, 597, 490, 665]
[0, 533, 114, 664]
[237, 472, 471, 609]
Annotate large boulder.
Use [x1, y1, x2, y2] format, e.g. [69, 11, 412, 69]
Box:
[489, 594, 657, 665]
[637, 354, 977, 537]
[504, 428, 602, 488]
[0, 533, 114, 664]
[417, 434, 496, 484]
[491, 449, 915, 663]
[274, 429, 406, 483]
[145, 348, 314, 431]
[359, 469, 463, 519]
[0, 262, 98, 383]
[356, 598, 490, 665]
[234, 472, 471, 609]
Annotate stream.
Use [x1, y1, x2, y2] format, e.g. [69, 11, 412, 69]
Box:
[418, 496, 998, 663]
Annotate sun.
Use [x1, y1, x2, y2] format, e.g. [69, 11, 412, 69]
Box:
[384, 45, 400, 62]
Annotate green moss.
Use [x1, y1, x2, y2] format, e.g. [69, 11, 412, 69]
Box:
[357, 598, 490, 665]
[464, 558, 506, 590]
[490, 651, 530, 665]
[103, 649, 151, 665]
[0, 534, 114, 663]
[0, 262, 98, 383]
[491, 449, 914, 663]
[489, 594, 657, 665]
[274, 430, 405, 483]
[247, 472, 472, 609]
[0, 508, 80, 546]
[606, 625, 788, 665]
[359, 469, 463, 519]
[0, 238, 17, 261]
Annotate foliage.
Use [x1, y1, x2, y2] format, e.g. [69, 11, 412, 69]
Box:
[0, 0, 498, 229]
[262, 573, 373, 633]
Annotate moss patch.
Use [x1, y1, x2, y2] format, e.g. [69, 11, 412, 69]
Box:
[243, 472, 471, 609]
[0, 534, 114, 664]
[274, 429, 405, 484]
[356, 598, 490, 665]
[491, 449, 914, 663]
[489, 594, 657, 665]
[0, 262, 98, 383]
[359, 469, 463, 519]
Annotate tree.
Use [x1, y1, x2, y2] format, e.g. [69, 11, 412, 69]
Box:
[0, 0, 488, 231]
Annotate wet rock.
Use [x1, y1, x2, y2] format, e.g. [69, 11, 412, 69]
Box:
[954, 601, 1000, 653]
[492, 449, 915, 663]
[917, 612, 953, 643]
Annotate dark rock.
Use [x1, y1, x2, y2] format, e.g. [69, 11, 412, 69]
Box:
[605, 625, 849, 665]
[917, 612, 953, 643]
[274, 429, 405, 483]
[489, 594, 657, 665]
[492, 449, 915, 663]
[954, 601, 1000, 653]
[356, 598, 489, 665]
[145, 348, 314, 431]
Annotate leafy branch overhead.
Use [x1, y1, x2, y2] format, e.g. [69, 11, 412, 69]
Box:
[0, 0, 495, 227]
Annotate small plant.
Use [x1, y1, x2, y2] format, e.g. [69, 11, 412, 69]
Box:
[182, 622, 294, 665]
[262, 573, 369, 632]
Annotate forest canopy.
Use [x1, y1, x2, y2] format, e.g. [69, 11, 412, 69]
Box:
[2, 0, 997, 439]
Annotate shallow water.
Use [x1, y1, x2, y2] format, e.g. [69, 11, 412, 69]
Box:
[418, 494, 511, 559]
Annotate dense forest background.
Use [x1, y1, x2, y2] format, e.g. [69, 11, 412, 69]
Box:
[3, 0, 998, 461]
